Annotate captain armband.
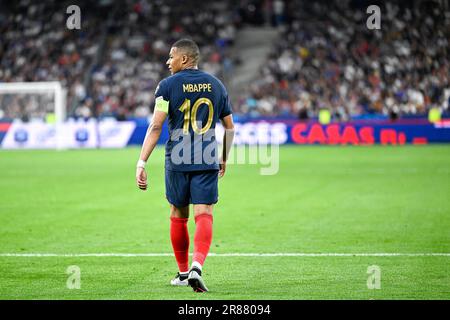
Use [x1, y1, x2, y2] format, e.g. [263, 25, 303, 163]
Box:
[155, 96, 169, 113]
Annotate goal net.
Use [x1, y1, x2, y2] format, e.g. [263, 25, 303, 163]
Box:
[0, 81, 66, 123]
[0, 81, 67, 149]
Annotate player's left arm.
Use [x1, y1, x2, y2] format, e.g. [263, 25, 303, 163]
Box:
[218, 85, 234, 178]
[219, 114, 235, 178]
[136, 110, 167, 191]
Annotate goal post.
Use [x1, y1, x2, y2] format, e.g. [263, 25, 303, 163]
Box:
[0, 81, 67, 149]
[0, 81, 66, 124]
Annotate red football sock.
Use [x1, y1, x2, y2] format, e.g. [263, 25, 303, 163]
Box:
[193, 213, 213, 267]
[170, 217, 190, 273]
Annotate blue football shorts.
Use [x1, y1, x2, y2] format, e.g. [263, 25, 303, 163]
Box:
[165, 169, 219, 207]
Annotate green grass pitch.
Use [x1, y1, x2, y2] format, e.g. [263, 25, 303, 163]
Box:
[0, 145, 449, 299]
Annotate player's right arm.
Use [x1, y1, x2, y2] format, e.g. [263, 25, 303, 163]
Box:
[219, 114, 235, 178]
[136, 110, 168, 190]
[136, 80, 170, 191]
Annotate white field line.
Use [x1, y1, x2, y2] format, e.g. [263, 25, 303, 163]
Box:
[0, 253, 449, 257]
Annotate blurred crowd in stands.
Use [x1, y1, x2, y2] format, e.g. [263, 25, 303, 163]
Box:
[0, 0, 104, 120]
[0, 0, 240, 120]
[87, 0, 239, 120]
[236, 0, 450, 120]
[0, 0, 449, 122]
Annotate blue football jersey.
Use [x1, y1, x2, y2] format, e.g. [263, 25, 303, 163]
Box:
[154, 69, 232, 172]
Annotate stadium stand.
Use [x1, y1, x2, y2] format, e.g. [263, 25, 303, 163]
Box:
[0, 0, 240, 120]
[0, 0, 109, 120]
[235, 0, 450, 120]
[89, 0, 239, 120]
[1, 0, 449, 121]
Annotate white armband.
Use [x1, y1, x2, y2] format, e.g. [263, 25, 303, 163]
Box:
[137, 159, 146, 169]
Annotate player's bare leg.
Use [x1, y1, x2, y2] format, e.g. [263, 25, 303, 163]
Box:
[170, 205, 190, 286]
[188, 204, 214, 292]
[171, 204, 190, 218]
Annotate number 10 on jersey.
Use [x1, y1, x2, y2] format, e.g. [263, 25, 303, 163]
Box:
[178, 98, 214, 135]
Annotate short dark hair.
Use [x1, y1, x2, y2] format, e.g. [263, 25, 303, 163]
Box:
[172, 38, 200, 64]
